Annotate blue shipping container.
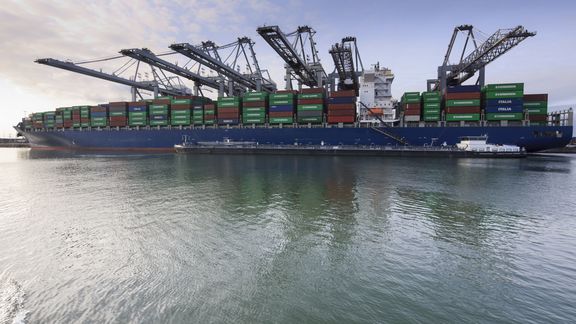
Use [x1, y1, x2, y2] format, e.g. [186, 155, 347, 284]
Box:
[485, 98, 523, 106]
[484, 105, 524, 113]
[129, 106, 147, 112]
[328, 97, 356, 104]
[269, 105, 294, 112]
[150, 114, 167, 120]
[447, 85, 481, 93]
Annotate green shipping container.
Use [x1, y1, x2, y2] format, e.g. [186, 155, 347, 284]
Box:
[129, 112, 147, 118]
[243, 93, 268, 101]
[150, 120, 168, 126]
[218, 101, 241, 108]
[402, 97, 420, 104]
[81, 122, 90, 127]
[171, 110, 191, 117]
[445, 113, 480, 121]
[171, 115, 190, 121]
[171, 99, 191, 105]
[270, 99, 294, 105]
[270, 93, 295, 100]
[423, 115, 440, 121]
[422, 91, 441, 99]
[204, 120, 215, 125]
[423, 96, 441, 103]
[193, 111, 204, 116]
[486, 113, 523, 121]
[446, 99, 481, 107]
[204, 109, 215, 115]
[243, 111, 266, 118]
[525, 107, 548, 114]
[128, 121, 147, 126]
[297, 116, 323, 123]
[298, 93, 323, 99]
[244, 107, 266, 112]
[484, 90, 524, 99]
[484, 83, 524, 91]
[423, 102, 441, 109]
[297, 104, 323, 111]
[523, 101, 547, 108]
[109, 111, 126, 117]
[217, 96, 241, 103]
[73, 122, 81, 127]
[423, 109, 440, 114]
[243, 117, 266, 124]
[269, 117, 294, 124]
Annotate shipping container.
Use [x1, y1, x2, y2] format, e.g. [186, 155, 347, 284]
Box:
[269, 117, 294, 124]
[446, 99, 481, 107]
[445, 113, 480, 121]
[486, 113, 523, 121]
[484, 83, 524, 91]
[484, 91, 523, 99]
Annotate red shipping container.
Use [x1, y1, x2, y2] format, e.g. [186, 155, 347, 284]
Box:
[110, 101, 128, 107]
[204, 104, 216, 109]
[90, 106, 107, 112]
[330, 90, 356, 98]
[529, 114, 547, 122]
[269, 112, 293, 117]
[327, 116, 355, 123]
[445, 106, 480, 114]
[300, 88, 324, 94]
[170, 104, 192, 111]
[524, 94, 548, 101]
[63, 121, 73, 127]
[404, 103, 421, 109]
[445, 92, 480, 100]
[217, 108, 239, 114]
[328, 109, 355, 116]
[243, 101, 267, 108]
[218, 112, 239, 119]
[328, 103, 355, 110]
[404, 110, 421, 116]
[297, 98, 324, 105]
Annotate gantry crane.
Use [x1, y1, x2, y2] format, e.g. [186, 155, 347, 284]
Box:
[428, 25, 535, 92]
[329, 36, 364, 95]
[257, 25, 326, 89]
[35, 57, 189, 100]
[170, 37, 276, 95]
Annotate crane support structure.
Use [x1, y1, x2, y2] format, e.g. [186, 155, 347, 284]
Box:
[329, 36, 364, 94]
[170, 39, 276, 93]
[35, 58, 185, 97]
[433, 25, 535, 92]
[257, 25, 325, 89]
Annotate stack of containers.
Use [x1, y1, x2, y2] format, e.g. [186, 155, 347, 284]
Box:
[21, 117, 32, 130]
[80, 106, 90, 127]
[203, 103, 216, 125]
[62, 107, 73, 128]
[109, 102, 128, 127]
[421, 91, 441, 121]
[217, 96, 241, 125]
[90, 105, 108, 127]
[72, 107, 81, 128]
[55, 108, 65, 128]
[483, 83, 524, 121]
[170, 98, 192, 126]
[190, 96, 210, 125]
[32, 112, 44, 129]
[402, 92, 421, 121]
[43, 111, 56, 128]
[327, 90, 356, 124]
[150, 97, 170, 126]
[269, 91, 296, 124]
[128, 101, 148, 126]
[524, 93, 548, 125]
[445, 85, 481, 122]
[297, 88, 324, 124]
[242, 92, 268, 124]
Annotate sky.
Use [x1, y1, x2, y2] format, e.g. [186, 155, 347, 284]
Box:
[0, 0, 575, 136]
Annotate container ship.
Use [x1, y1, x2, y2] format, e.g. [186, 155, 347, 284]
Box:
[15, 25, 574, 152]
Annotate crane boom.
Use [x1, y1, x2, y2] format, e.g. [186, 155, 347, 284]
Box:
[119, 48, 225, 94]
[35, 58, 185, 96]
[329, 37, 363, 94]
[257, 25, 321, 87]
[170, 41, 275, 93]
[445, 25, 535, 86]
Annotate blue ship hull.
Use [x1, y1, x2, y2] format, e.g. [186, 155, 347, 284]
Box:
[17, 125, 572, 152]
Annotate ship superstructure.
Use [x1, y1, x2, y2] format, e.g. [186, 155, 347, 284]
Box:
[358, 64, 396, 123]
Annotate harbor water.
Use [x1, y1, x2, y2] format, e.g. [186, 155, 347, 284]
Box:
[1, 148, 575, 323]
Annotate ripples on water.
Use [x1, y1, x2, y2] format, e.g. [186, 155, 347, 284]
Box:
[0, 148, 575, 323]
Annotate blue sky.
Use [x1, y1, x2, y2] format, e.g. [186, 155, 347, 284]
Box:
[0, 0, 575, 136]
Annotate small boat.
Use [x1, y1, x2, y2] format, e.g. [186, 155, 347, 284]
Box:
[456, 135, 524, 153]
